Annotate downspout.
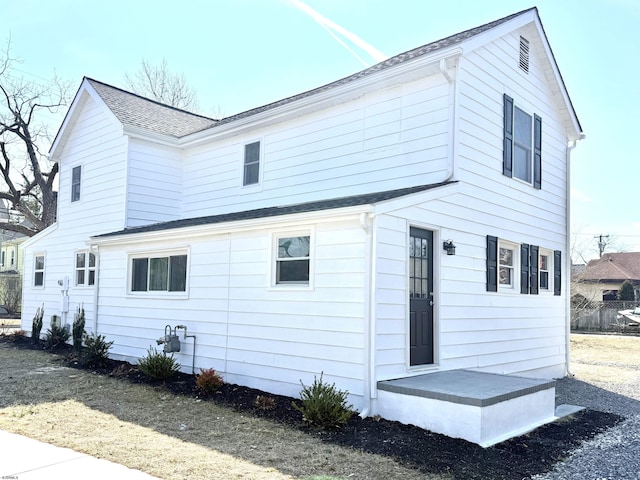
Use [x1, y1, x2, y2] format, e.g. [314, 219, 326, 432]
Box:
[439, 57, 458, 183]
[359, 212, 376, 418]
[90, 245, 100, 335]
[565, 136, 584, 376]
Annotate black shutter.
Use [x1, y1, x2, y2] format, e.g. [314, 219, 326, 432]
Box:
[520, 244, 530, 294]
[487, 236, 498, 292]
[533, 114, 542, 189]
[553, 250, 562, 296]
[529, 245, 539, 295]
[503, 95, 514, 178]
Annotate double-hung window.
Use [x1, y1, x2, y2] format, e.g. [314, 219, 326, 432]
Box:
[275, 235, 310, 285]
[243, 141, 260, 186]
[34, 254, 45, 287]
[539, 249, 552, 293]
[75, 251, 96, 286]
[131, 253, 188, 293]
[71, 165, 82, 202]
[487, 236, 561, 295]
[503, 95, 542, 189]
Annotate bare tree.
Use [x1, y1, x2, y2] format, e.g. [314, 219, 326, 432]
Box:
[124, 58, 199, 111]
[0, 40, 71, 236]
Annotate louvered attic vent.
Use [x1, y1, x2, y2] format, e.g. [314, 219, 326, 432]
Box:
[519, 36, 530, 73]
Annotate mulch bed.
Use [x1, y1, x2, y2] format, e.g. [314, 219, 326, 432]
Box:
[1, 334, 624, 480]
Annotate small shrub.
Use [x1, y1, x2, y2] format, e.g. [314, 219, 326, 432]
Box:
[254, 395, 276, 411]
[292, 372, 353, 430]
[195, 368, 224, 395]
[43, 323, 71, 351]
[31, 305, 44, 343]
[138, 347, 181, 380]
[8, 329, 27, 342]
[82, 333, 114, 368]
[72, 305, 86, 352]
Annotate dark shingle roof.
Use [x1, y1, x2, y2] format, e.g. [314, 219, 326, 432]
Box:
[87, 79, 217, 137]
[582, 253, 640, 282]
[94, 181, 455, 239]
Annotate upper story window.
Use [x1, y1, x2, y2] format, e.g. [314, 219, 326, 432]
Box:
[71, 165, 82, 202]
[276, 235, 310, 285]
[1, 251, 4, 267]
[243, 141, 260, 186]
[503, 95, 542, 189]
[130, 253, 188, 293]
[75, 251, 96, 286]
[34, 254, 45, 287]
[10, 249, 15, 267]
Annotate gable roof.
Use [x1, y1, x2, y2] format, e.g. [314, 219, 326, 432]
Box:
[581, 253, 640, 283]
[86, 79, 217, 137]
[94, 181, 455, 239]
[57, 7, 581, 146]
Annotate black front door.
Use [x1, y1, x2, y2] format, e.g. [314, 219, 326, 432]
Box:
[409, 227, 434, 366]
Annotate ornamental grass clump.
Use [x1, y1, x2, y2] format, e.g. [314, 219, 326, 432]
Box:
[292, 372, 353, 430]
[138, 347, 181, 380]
[195, 368, 224, 395]
[43, 323, 71, 351]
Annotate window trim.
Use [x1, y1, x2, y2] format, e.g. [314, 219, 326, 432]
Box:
[498, 240, 518, 292]
[34, 253, 45, 287]
[71, 165, 82, 202]
[503, 94, 542, 189]
[242, 140, 261, 187]
[538, 248, 553, 293]
[74, 250, 97, 287]
[127, 249, 189, 297]
[271, 231, 313, 289]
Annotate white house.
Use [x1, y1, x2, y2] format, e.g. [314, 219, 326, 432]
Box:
[21, 8, 584, 446]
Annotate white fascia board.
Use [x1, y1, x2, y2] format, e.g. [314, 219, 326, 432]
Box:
[89, 204, 373, 247]
[179, 49, 463, 148]
[373, 182, 460, 216]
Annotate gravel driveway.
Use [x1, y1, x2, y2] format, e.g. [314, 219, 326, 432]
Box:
[534, 335, 640, 480]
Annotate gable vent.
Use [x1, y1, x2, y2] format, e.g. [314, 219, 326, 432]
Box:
[519, 36, 530, 73]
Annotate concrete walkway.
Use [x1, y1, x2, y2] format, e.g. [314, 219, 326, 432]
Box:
[0, 430, 160, 479]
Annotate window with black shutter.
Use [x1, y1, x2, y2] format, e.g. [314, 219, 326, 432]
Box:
[503, 95, 542, 189]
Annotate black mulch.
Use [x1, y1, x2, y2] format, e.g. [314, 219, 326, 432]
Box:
[1, 335, 624, 480]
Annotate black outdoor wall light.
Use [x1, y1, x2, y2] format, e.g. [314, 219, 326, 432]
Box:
[443, 240, 456, 255]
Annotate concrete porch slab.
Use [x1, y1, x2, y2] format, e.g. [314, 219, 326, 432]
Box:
[374, 370, 559, 447]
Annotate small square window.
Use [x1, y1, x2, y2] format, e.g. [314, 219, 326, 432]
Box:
[75, 251, 96, 286]
[276, 236, 310, 284]
[498, 242, 517, 289]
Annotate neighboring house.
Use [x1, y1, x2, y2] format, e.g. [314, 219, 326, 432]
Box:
[21, 8, 584, 445]
[0, 232, 27, 315]
[573, 253, 640, 302]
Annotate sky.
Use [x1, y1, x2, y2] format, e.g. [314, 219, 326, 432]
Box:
[2, 0, 638, 261]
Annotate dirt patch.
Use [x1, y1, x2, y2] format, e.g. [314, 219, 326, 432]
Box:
[0, 335, 626, 480]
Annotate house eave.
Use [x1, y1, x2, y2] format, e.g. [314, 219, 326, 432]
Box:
[89, 205, 374, 247]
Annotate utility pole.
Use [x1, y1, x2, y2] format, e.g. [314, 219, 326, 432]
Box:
[594, 234, 609, 258]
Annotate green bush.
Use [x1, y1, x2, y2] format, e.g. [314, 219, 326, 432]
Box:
[138, 347, 181, 380]
[292, 372, 353, 430]
[72, 305, 86, 352]
[43, 323, 71, 351]
[195, 368, 224, 395]
[82, 333, 114, 368]
[31, 306, 44, 344]
[618, 280, 635, 301]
